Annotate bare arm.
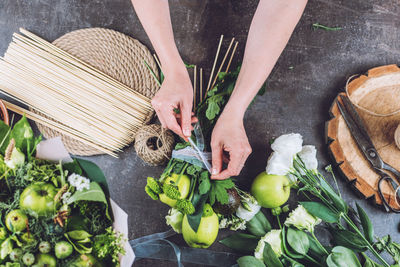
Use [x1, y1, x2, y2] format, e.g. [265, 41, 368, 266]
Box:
[131, 0, 194, 138]
[211, 0, 308, 179]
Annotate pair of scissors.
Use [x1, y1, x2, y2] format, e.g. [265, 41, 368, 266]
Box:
[337, 94, 400, 213]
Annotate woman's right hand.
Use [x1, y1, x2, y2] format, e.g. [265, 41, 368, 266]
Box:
[151, 68, 196, 140]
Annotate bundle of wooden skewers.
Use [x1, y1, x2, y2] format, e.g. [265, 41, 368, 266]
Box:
[0, 28, 153, 157]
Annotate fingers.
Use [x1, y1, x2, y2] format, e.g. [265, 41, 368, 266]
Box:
[211, 142, 223, 177]
[180, 101, 193, 138]
[212, 145, 252, 180]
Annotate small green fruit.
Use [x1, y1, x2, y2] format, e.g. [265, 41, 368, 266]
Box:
[9, 248, 22, 261]
[55, 241, 73, 259]
[38, 241, 51, 254]
[251, 172, 290, 208]
[181, 204, 219, 248]
[22, 253, 35, 266]
[5, 209, 28, 232]
[35, 253, 56, 267]
[159, 173, 191, 207]
[20, 182, 57, 218]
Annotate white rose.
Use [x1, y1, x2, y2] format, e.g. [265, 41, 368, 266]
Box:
[284, 204, 321, 233]
[298, 145, 318, 171]
[254, 229, 283, 261]
[271, 133, 303, 156]
[265, 152, 293, 176]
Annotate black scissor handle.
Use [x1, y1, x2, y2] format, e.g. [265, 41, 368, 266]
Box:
[378, 176, 400, 213]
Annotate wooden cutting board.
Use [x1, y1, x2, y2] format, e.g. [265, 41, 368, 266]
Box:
[326, 64, 400, 210]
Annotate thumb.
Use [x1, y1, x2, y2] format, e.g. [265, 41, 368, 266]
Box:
[180, 102, 192, 138]
[211, 143, 223, 176]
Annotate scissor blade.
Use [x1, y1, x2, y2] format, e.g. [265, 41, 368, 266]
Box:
[337, 97, 382, 169]
[188, 138, 212, 173]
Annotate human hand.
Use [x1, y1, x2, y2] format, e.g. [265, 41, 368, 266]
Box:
[210, 110, 252, 180]
[151, 70, 196, 139]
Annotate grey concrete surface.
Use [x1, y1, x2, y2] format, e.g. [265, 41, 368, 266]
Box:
[1, 0, 400, 266]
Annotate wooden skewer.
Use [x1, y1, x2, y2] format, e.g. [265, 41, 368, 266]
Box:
[153, 54, 162, 70]
[206, 35, 223, 93]
[225, 41, 238, 73]
[200, 68, 203, 102]
[193, 65, 197, 111]
[210, 37, 235, 90]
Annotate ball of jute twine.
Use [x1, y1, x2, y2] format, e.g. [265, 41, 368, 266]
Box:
[134, 124, 175, 166]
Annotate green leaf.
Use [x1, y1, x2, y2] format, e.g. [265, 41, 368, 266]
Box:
[356, 203, 374, 244]
[329, 228, 368, 252]
[209, 179, 235, 205]
[282, 227, 305, 260]
[246, 211, 271, 237]
[326, 246, 361, 267]
[263, 242, 283, 267]
[0, 120, 10, 154]
[237, 256, 265, 267]
[66, 230, 92, 240]
[63, 159, 83, 175]
[0, 238, 12, 260]
[300, 201, 340, 223]
[187, 191, 208, 232]
[219, 233, 259, 253]
[362, 253, 384, 267]
[281, 255, 305, 267]
[205, 101, 220, 120]
[67, 182, 107, 205]
[64, 233, 92, 254]
[287, 228, 310, 255]
[319, 178, 348, 213]
[75, 158, 110, 197]
[11, 115, 34, 155]
[199, 171, 211, 195]
[175, 142, 190, 150]
[308, 234, 328, 259]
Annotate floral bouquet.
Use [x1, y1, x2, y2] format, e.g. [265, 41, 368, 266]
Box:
[0, 115, 133, 267]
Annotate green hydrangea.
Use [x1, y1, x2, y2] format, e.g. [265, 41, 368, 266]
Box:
[147, 177, 162, 194]
[145, 185, 159, 200]
[176, 199, 195, 215]
[163, 183, 181, 200]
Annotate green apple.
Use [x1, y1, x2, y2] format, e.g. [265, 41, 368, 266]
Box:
[159, 173, 191, 207]
[182, 204, 219, 248]
[5, 209, 28, 232]
[55, 241, 73, 259]
[20, 182, 57, 218]
[251, 172, 290, 208]
[70, 254, 103, 267]
[35, 253, 56, 267]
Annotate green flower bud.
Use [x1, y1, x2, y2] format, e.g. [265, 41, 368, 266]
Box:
[145, 185, 159, 200]
[176, 199, 195, 215]
[163, 183, 181, 200]
[147, 177, 162, 194]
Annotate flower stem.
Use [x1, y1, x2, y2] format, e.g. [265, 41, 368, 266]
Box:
[311, 231, 329, 255]
[276, 215, 282, 230]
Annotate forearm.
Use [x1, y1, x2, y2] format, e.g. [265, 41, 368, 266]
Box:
[224, 0, 308, 118]
[131, 0, 186, 76]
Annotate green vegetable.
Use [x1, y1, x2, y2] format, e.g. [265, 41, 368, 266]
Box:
[9, 248, 22, 262]
[162, 183, 181, 200]
[145, 185, 159, 200]
[165, 208, 184, 233]
[22, 252, 35, 266]
[55, 241, 73, 259]
[176, 199, 195, 215]
[38, 241, 51, 253]
[146, 177, 162, 194]
[35, 253, 56, 267]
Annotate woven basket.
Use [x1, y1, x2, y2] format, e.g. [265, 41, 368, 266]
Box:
[34, 28, 159, 156]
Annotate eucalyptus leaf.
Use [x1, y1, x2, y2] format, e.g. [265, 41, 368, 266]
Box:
[329, 228, 368, 252]
[219, 233, 259, 253]
[187, 191, 208, 232]
[237, 256, 265, 267]
[246, 211, 271, 237]
[287, 228, 310, 255]
[326, 246, 361, 267]
[263, 242, 283, 267]
[319, 178, 348, 213]
[356, 203, 374, 244]
[300, 201, 340, 223]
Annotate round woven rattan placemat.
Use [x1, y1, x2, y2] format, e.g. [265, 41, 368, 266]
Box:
[34, 28, 159, 156]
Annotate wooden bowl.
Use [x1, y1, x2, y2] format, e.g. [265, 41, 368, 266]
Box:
[0, 100, 9, 125]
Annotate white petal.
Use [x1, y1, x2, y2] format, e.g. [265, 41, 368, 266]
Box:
[266, 152, 293, 175]
[298, 145, 318, 170]
[236, 202, 261, 221]
[271, 133, 303, 156]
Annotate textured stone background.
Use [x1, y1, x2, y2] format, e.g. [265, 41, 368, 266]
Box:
[1, 0, 400, 266]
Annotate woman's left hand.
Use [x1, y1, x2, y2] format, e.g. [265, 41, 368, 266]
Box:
[210, 110, 252, 180]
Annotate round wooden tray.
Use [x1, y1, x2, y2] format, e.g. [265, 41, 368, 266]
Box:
[326, 64, 400, 210]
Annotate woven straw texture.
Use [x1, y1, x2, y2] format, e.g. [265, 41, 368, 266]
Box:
[34, 28, 159, 156]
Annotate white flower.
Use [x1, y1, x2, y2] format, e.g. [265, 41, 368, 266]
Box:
[254, 230, 282, 261]
[5, 148, 25, 169]
[219, 218, 228, 229]
[61, 192, 72, 204]
[236, 199, 261, 222]
[271, 133, 303, 156]
[265, 152, 293, 176]
[166, 208, 183, 233]
[284, 204, 321, 233]
[68, 173, 90, 191]
[298, 145, 318, 171]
